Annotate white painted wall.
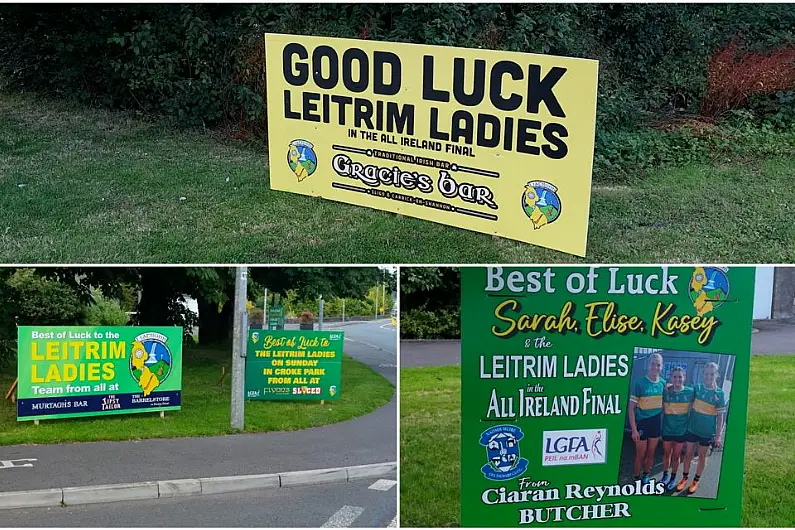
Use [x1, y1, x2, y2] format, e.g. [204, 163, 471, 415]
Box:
[754, 267, 774, 320]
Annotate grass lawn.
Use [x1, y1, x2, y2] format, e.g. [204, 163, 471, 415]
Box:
[2, 92, 795, 263]
[400, 356, 795, 527]
[0, 345, 393, 445]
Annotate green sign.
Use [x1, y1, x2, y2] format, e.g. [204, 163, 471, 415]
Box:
[461, 266, 755, 527]
[245, 330, 343, 400]
[17, 326, 183, 421]
[268, 305, 285, 330]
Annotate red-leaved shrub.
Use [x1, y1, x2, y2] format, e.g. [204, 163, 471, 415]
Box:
[701, 44, 795, 118]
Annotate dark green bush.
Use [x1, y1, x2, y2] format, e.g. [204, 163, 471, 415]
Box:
[83, 289, 130, 326]
[401, 308, 460, 340]
[0, 269, 85, 368]
[6, 269, 85, 326]
[2, 4, 794, 132]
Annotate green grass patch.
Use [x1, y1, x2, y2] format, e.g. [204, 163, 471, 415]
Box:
[2, 92, 795, 263]
[742, 356, 795, 526]
[400, 365, 461, 527]
[0, 346, 393, 445]
[400, 356, 795, 527]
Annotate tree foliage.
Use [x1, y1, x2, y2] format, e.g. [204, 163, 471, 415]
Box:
[400, 267, 461, 340]
[1, 4, 793, 133]
[0, 266, 389, 368]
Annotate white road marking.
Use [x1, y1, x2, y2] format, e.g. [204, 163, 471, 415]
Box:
[368, 479, 397, 491]
[0, 458, 36, 469]
[379, 323, 396, 330]
[322, 505, 365, 527]
[378, 363, 397, 368]
[344, 337, 386, 351]
[387, 515, 398, 527]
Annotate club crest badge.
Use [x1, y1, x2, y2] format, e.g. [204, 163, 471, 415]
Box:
[522, 181, 561, 230]
[129, 332, 173, 397]
[690, 266, 730, 316]
[480, 425, 529, 481]
[288, 139, 318, 182]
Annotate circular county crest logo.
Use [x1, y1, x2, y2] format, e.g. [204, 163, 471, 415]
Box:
[479, 425, 529, 481]
[287, 139, 318, 182]
[522, 181, 561, 230]
[129, 332, 173, 397]
[689, 266, 730, 316]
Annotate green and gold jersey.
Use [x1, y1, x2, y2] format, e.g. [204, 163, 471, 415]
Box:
[662, 385, 695, 436]
[688, 382, 727, 439]
[630, 375, 666, 421]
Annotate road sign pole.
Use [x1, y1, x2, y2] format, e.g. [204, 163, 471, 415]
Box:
[319, 296, 324, 331]
[374, 284, 379, 320]
[341, 299, 345, 323]
[231, 266, 248, 430]
[263, 288, 268, 330]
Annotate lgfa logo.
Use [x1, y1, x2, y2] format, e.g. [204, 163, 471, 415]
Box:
[479, 425, 529, 481]
[542, 429, 606, 467]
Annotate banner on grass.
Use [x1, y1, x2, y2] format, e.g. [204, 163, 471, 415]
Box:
[460, 266, 755, 527]
[17, 326, 183, 421]
[265, 34, 598, 256]
[245, 330, 343, 400]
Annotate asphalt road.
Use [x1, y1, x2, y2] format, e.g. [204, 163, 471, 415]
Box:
[282, 319, 396, 383]
[400, 340, 460, 368]
[1, 474, 397, 528]
[333, 320, 396, 384]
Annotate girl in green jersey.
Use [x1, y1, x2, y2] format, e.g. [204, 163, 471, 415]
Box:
[677, 362, 726, 494]
[628, 353, 665, 485]
[661, 366, 695, 491]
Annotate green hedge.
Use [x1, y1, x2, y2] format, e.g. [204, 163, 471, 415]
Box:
[1, 4, 793, 131]
[401, 309, 460, 340]
[1, 5, 794, 183]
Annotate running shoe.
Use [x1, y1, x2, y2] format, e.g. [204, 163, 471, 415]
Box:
[661, 472, 669, 484]
[642, 475, 650, 485]
[688, 480, 700, 494]
[676, 478, 688, 492]
[666, 477, 677, 491]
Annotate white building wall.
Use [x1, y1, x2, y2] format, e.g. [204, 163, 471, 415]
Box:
[753, 267, 774, 320]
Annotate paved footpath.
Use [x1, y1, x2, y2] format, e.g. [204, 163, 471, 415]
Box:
[0, 396, 395, 494]
[401, 320, 795, 368]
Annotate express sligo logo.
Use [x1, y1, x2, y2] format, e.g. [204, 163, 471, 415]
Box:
[542, 429, 606, 467]
[522, 181, 561, 230]
[288, 139, 318, 182]
[480, 425, 529, 481]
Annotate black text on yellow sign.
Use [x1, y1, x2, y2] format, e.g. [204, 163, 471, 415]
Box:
[266, 34, 598, 256]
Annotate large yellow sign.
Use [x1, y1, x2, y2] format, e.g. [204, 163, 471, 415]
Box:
[265, 34, 598, 256]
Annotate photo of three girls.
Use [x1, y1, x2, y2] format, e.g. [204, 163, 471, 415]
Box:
[626, 351, 730, 497]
